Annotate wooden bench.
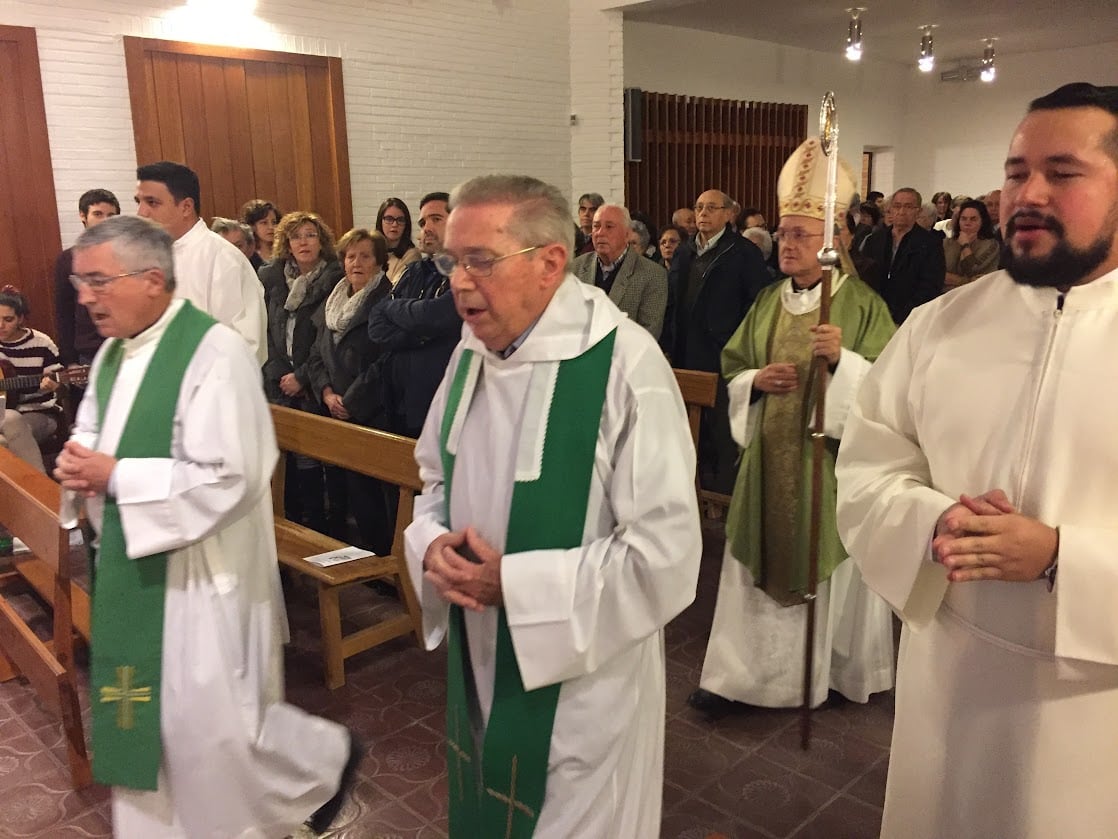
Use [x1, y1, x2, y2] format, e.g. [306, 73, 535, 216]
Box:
[671, 368, 728, 513]
[270, 405, 423, 689]
[0, 447, 92, 788]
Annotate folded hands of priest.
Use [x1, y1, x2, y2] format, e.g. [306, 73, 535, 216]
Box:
[423, 525, 503, 611]
[54, 439, 117, 497]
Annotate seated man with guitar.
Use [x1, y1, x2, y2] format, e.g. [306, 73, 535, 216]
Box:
[0, 285, 86, 470]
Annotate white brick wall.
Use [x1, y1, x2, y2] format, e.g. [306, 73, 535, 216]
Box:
[569, 1, 625, 206]
[5, 0, 575, 246]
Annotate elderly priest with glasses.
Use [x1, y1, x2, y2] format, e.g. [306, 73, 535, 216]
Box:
[405, 174, 702, 838]
[55, 215, 357, 838]
[689, 138, 897, 716]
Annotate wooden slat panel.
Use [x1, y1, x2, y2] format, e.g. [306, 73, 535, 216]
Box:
[175, 55, 213, 211]
[243, 59, 278, 204]
[264, 62, 299, 213]
[150, 52, 186, 163]
[123, 37, 162, 164]
[305, 63, 339, 232]
[197, 57, 236, 220]
[625, 91, 806, 234]
[285, 65, 316, 214]
[220, 60, 258, 211]
[0, 25, 62, 330]
[124, 38, 353, 234]
[325, 57, 353, 233]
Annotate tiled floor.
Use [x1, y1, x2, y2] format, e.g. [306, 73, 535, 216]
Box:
[0, 520, 893, 838]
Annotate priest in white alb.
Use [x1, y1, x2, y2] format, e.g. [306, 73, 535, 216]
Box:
[404, 174, 702, 838]
[56, 215, 355, 838]
[689, 137, 897, 716]
[836, 82, 1118, 838]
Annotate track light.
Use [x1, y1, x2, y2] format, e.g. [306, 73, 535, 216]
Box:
[980, 39, 997, 82]
[845, 8, 865, 62]
[918, 25, 936, 73]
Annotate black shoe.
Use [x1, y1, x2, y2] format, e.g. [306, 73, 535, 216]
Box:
[308, 729, 362, 833]
[687, 688, 736, 715]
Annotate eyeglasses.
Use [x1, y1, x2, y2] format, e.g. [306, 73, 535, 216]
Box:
[694, 203, 727, 214]
[381, 215, 407, 226]
[773, 229, 824, 245]
[289, 231, 320, 241]
[69, 268, 152, 292]
[433, 246, 541, 278]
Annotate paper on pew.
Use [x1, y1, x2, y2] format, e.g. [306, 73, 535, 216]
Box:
[11, 530, 85, 555]
[304, 545, 376, 567]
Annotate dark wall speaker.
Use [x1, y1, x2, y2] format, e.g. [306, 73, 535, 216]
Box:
[624, 87, 643, 163]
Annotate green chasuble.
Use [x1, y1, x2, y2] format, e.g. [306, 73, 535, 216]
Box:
[722, 276, 895, 604]
[439, 330, 616, 839]
[89, 301, 216, 790]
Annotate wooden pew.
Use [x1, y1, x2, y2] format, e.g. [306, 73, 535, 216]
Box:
[0, 447, 91, 788]
[269, 405, 423, 689]
[671, 368, 729, 513]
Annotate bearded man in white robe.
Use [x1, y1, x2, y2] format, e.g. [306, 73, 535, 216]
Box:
[56, 215, 355, 838]
[836, 82, 1118, 838]
[404, 174, 702, 839]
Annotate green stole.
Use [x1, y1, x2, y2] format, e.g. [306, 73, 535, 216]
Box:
[439, 330, 616, 839]
[89, 301, 216, 790]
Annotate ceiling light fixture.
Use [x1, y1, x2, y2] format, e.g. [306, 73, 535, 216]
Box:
[980, 38, 997, 82]
[918, 25, 936, 73]
[845, 8, 865, 62]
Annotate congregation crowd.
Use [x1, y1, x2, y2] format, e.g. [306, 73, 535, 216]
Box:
[2, 80, 1116, 839]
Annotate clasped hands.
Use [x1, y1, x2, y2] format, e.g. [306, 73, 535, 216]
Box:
[754, 324, 842, 395]
[54, 441, 116, 497]
[932, 489, 1058, 584]
[423, 526, 503, 611]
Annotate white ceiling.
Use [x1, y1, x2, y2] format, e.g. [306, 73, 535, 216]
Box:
[623, 0, 1118, 67]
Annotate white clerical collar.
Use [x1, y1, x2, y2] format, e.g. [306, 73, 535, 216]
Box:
[121, 298, 185, 357]
[780, 273, 849, 315]
[695, 225, 726, 256]
[173, 218, 209, 250]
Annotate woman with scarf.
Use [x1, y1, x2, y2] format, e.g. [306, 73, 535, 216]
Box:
[307, 228, 393, 554]
[261, 211, 344, 534]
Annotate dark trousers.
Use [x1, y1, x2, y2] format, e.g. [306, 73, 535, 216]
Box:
[698, 378, 738, 496]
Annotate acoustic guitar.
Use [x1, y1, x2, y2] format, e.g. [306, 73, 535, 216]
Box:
[0, 360, 90, 407]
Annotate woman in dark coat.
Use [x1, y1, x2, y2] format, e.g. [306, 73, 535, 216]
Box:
[260, 211, 344, 532]
[307, 228, 393, 553]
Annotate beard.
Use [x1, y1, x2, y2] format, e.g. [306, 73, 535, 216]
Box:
[1002, 210, 1116, 288]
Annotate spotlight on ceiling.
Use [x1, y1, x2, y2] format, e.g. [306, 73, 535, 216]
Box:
[845, 8, 865, 61]
[980, 38, 997, 82]
[918, 25, 936, 73]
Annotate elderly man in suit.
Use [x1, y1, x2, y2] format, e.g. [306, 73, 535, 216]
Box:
[572, 203, 668, 339]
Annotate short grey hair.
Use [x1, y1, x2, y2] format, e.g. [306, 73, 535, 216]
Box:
[577, 192, 605, 208]
[450, 174, 574, 258]
[73, 215, 175, 291]
[742, 226, 772, 260]
[596, 203, 632, 227]
[210, 216, 254, 246]
[918, 203, 939, 227]
[629, 219, 650, 250]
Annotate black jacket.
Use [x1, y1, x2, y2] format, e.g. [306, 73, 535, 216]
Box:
[306, 276, 392, 427]
[367, 258, 462, 437]
[859, 225, 945, 324]
[663, 225, 771, 372]
[261, 259, 345, 404]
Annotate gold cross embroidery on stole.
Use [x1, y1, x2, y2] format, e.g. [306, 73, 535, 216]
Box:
[99, 665, 152, 729]
[486, 754, 536, 839]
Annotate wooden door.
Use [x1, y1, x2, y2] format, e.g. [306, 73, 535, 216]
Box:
[123, 38, 353, 237]
[0, 25, 62, 331]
